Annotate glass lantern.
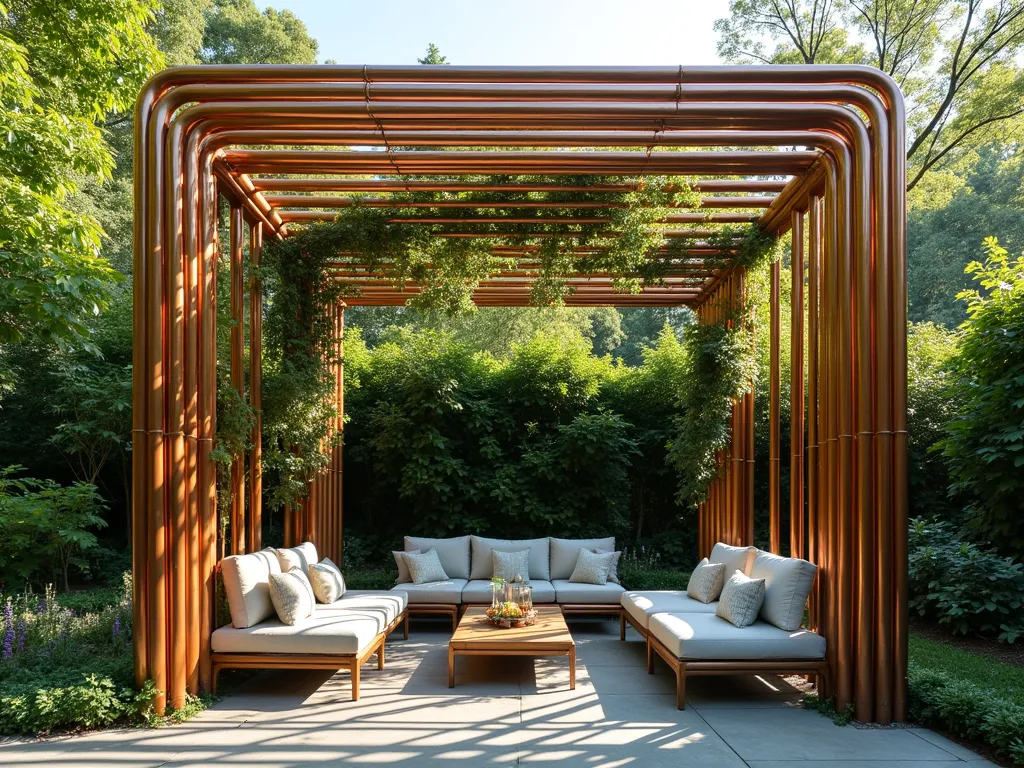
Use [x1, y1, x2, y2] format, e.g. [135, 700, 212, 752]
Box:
[490, 579, 505, 610]
[511, 582, 533, 613]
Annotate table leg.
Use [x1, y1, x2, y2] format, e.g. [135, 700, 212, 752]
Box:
[448, 646, 456, 688]
[568, 645, 576, 690]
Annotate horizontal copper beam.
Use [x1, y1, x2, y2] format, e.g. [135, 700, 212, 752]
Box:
[251, 177, 790, 194]
[260, 194, 773, 210]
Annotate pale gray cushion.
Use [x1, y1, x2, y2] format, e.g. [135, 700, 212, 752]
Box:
[461, 579, 556, 604]
[393, 548, 421, 584]
[716, 571, 766, 628]
[649, 612, 825, 660]
[309, 557, 346, 604]
[405, 549, 449, 584]
[314, 590, 407, 630]
[687, 558, 726, 604]
[620, 590, 718, 629]
[552, 579, 626, 604]
[709, 542, 757, 576]
[569, 548, 615, 585]
[274, 542, 318, 573]
[268, 568, 316, 625]
[211, 611, 381, 655]
[470, 536, 551, 581]
[593, 548, 622, 583]
[750, 551, 818, 631]
[392, 579, 467, 604]
[405, 536, 471, 580]
[220, 549, 281, 629]
[492, 549, 531, 582]
[550, 537, 615, 580]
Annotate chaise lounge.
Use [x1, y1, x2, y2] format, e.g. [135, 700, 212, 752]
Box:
[212, 543, 408, 700]
[621, 542, 827, 708]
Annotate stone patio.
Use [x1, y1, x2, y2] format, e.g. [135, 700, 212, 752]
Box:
[0, 620, 994, 767]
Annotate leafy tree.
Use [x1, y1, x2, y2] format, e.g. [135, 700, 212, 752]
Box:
[715, 0, 1024, 188]
[0, 467, 107, 591]
[200, 0, 318, 64]
[937, 237, 1024, 553]
[418, 43, 448, 64]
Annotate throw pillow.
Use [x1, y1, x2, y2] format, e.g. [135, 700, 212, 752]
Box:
[593, 547, 622, 583]
[568, 548, 615, 585]
[405, 549, 449, 584]
[268, 568, 316, 625]
[492, 549, 530, 582]
[708, 542, 757, 577]
[393, 548, 421, 584]
[750, 551, 819, 631]
[716, 570, 766, 628]
[275, 542, 318, 573]
[309, 557, 346, 604]
[686, 557, 726, 603]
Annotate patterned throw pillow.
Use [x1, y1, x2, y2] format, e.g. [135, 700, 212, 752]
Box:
[492, 549, 530, 582]
[568, 548, 615, 585]
[593, 548, 622, 583]
[309, 557, 346, 604]
[405, 549, 449, 584]
[716, 570, 767, 628]
[393, 548, 422, 584]
[687, 558, 726, 603]
[268, 567, 316, 625]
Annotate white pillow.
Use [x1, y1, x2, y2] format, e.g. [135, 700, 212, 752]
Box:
[709, 542, 757, 576]
[715, 570, 766, 628]
[309, 557, 346, 604]
[393, 548, 421, 584]
[221, 549, 280, 628]
[269, 568, 316, 625]
[405, 549, 450, 584]
[405, 536, 470, 580]
[275, 542, 318, 573]
[686, 557, 726, 603]
[568, 548, 615, 585]
[750, 550, 818, 631]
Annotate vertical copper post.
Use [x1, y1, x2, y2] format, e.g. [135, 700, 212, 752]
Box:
[807, 196, 822, 629]
[229, 205, 246, 556]
[248, 222, 263, 552]
[790, 210, 806, 560]
[769, 259, 781, 553]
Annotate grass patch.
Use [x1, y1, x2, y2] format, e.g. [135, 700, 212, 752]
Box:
[345, 568, 395, 591]
[910, 633, 1024, 707]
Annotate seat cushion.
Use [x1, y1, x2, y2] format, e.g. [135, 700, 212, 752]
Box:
[549, 537, 616, 580]
[469, 536, 551, 581]
[211, 611, 381, 656]
[648, 612, 826, 660]
[405, 536, 471, 580]
[750, 550, 818, 631]
[314, 591, 407, 630]
[220, 549, 281, 629]
[461, 579, 556, 604]
[709, 542, 757, 577]
[620, 590, 718, 629]
[391, 578, 467, 604]
[552, 579, 626, 604]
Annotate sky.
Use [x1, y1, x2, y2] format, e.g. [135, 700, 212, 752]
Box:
[270, 0, 733, 67]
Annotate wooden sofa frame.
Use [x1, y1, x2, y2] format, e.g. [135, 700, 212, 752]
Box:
[211, 608, 408, 701]
[645, 629, 829, 710]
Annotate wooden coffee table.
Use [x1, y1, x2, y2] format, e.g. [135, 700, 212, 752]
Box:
[448, 606, 576, 689]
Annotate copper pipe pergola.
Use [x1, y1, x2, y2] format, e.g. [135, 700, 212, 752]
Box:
[132, 64, 907, 724]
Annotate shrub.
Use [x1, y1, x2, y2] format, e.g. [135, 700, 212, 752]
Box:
[937, 237, 1024, 554]
[617, 547, 690, 591]
[908, 663, 1024, 762]
[908, 517, 1024, 642]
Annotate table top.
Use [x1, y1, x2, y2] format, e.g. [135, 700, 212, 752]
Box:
[450, 606, 574, 650]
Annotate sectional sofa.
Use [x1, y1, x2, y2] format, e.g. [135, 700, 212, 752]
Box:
[390, 535, 627, 630]
[212, 544, 408, 700]
[620, 542, 827, 709]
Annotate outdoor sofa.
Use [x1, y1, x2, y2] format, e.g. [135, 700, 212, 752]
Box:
[212, 543, 408, 700]
[620, 542, 827, 708]
[391, 535, 627, 630]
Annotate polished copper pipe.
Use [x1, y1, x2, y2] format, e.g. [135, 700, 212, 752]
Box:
[253, 177, 788, 193]
[807, 196, 822, 629]
[261, 194, 773, 209]
[229, 205, 246, 557]
[791, 209, 805, 560]
[248, 222, 263, 552]
[769, 256, 781, 554]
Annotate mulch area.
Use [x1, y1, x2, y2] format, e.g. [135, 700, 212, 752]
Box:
[911, 620, 1024, 667]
